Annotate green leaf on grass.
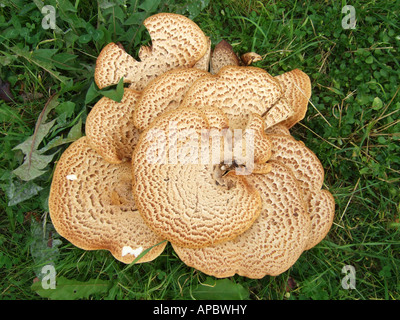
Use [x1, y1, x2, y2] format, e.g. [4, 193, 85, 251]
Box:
[12, 116, 57, 181]
[191, 278, 249, 300]
[124, 11, 147, 25]
[12, 150, 57, 181]
[85, 81, 100, 105]
[85, 77, 124, 104]
[365, 56, 374, 64]
[138, 0, 162, 12]
[32, 277, 112, 300]
[52, 53, 79, 70]
[37, 117, 83, 154]
[30, 218, 62, 279]
[372, 97, 383, 110]
[100, 77, 125, 102]
[67, 118, 83, 140]
[186, 0, 210, 19]
[6, 179, 44, 206]
[7, 45, 69, 84]
[11, 95, 61, 181]
[13, 119, 56, 155]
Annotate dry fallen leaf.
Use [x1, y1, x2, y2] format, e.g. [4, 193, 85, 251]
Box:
[0, 79, 13, 102]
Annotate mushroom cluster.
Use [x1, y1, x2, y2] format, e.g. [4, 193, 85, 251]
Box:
[49, 13, 335, 279]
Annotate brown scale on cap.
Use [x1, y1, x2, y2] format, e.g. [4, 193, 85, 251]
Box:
[231, 113, 273, 176]
[94, 13, 209, 91]
[261, 69, 311, 130]
[48, 137, 167, 264]
[304, 189, 335, 250]
[172, 161, 311, 279]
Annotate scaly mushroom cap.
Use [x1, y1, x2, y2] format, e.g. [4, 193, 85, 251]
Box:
[304, 189, 335, 250]
[181, 65, 283, 129]
[48, 137, 167, 264]
[210, 40, 240, 74]
[94, 13, 209, 90]
[172, 161, 311, 278]
[133, 68, 210, 131]
[86, 88, 141, 164]
[263, 97, 294, 129]
[275, 69, 312, 128]
[231, 113, 272, 176]
[268, 134, 325, 201]
[265, 123, 291, 136]
[268, 134, 335, 249]
[200, 106, 230, 129]
[193, 37, 212, 71]
[131, 107, 273, 249]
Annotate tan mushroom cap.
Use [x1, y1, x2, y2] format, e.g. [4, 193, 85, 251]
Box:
[304, 189, 335, 250]
[94, 13, 209, 91]
[265, 123, 291, 136]
[210, 40, 240, 74]
[48, 137, 167, 264]
[232, 113, 272, 176]
[275, 69, 312, 128]
[193, 37, 212, 71]
[263, 97, 294, 129]
[268, 134, 335, 248]
[200, 106, 230, 129]
[268, 134, 325, 202]
[133, 68, 210, 131]
[86, 88, 141, 164]
[132, 107, 264, 249]
[241, 52, 263, 66]
[172, 161, 311, 279]
[181, 65, 283, 129]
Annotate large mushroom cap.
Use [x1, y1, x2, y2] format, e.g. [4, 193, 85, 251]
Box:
[133, 67, 210, 131]
[172, 161, 311, 278]
[268, 134, 325, 201]
[131, 107, 267, 248]
[268, 134, 335, 249]
[275, 69, 312, 128]
[48, 137, 167, 264]
[94, 13, 209, 91]
[86, 88, 141, 164]
[304, 189, 335, 250]
[181, 65, 283, 129]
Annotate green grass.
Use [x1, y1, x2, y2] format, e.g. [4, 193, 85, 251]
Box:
[1, 0, 399, 300]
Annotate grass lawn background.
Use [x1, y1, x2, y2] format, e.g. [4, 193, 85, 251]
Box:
[0, 0, 399, 300]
